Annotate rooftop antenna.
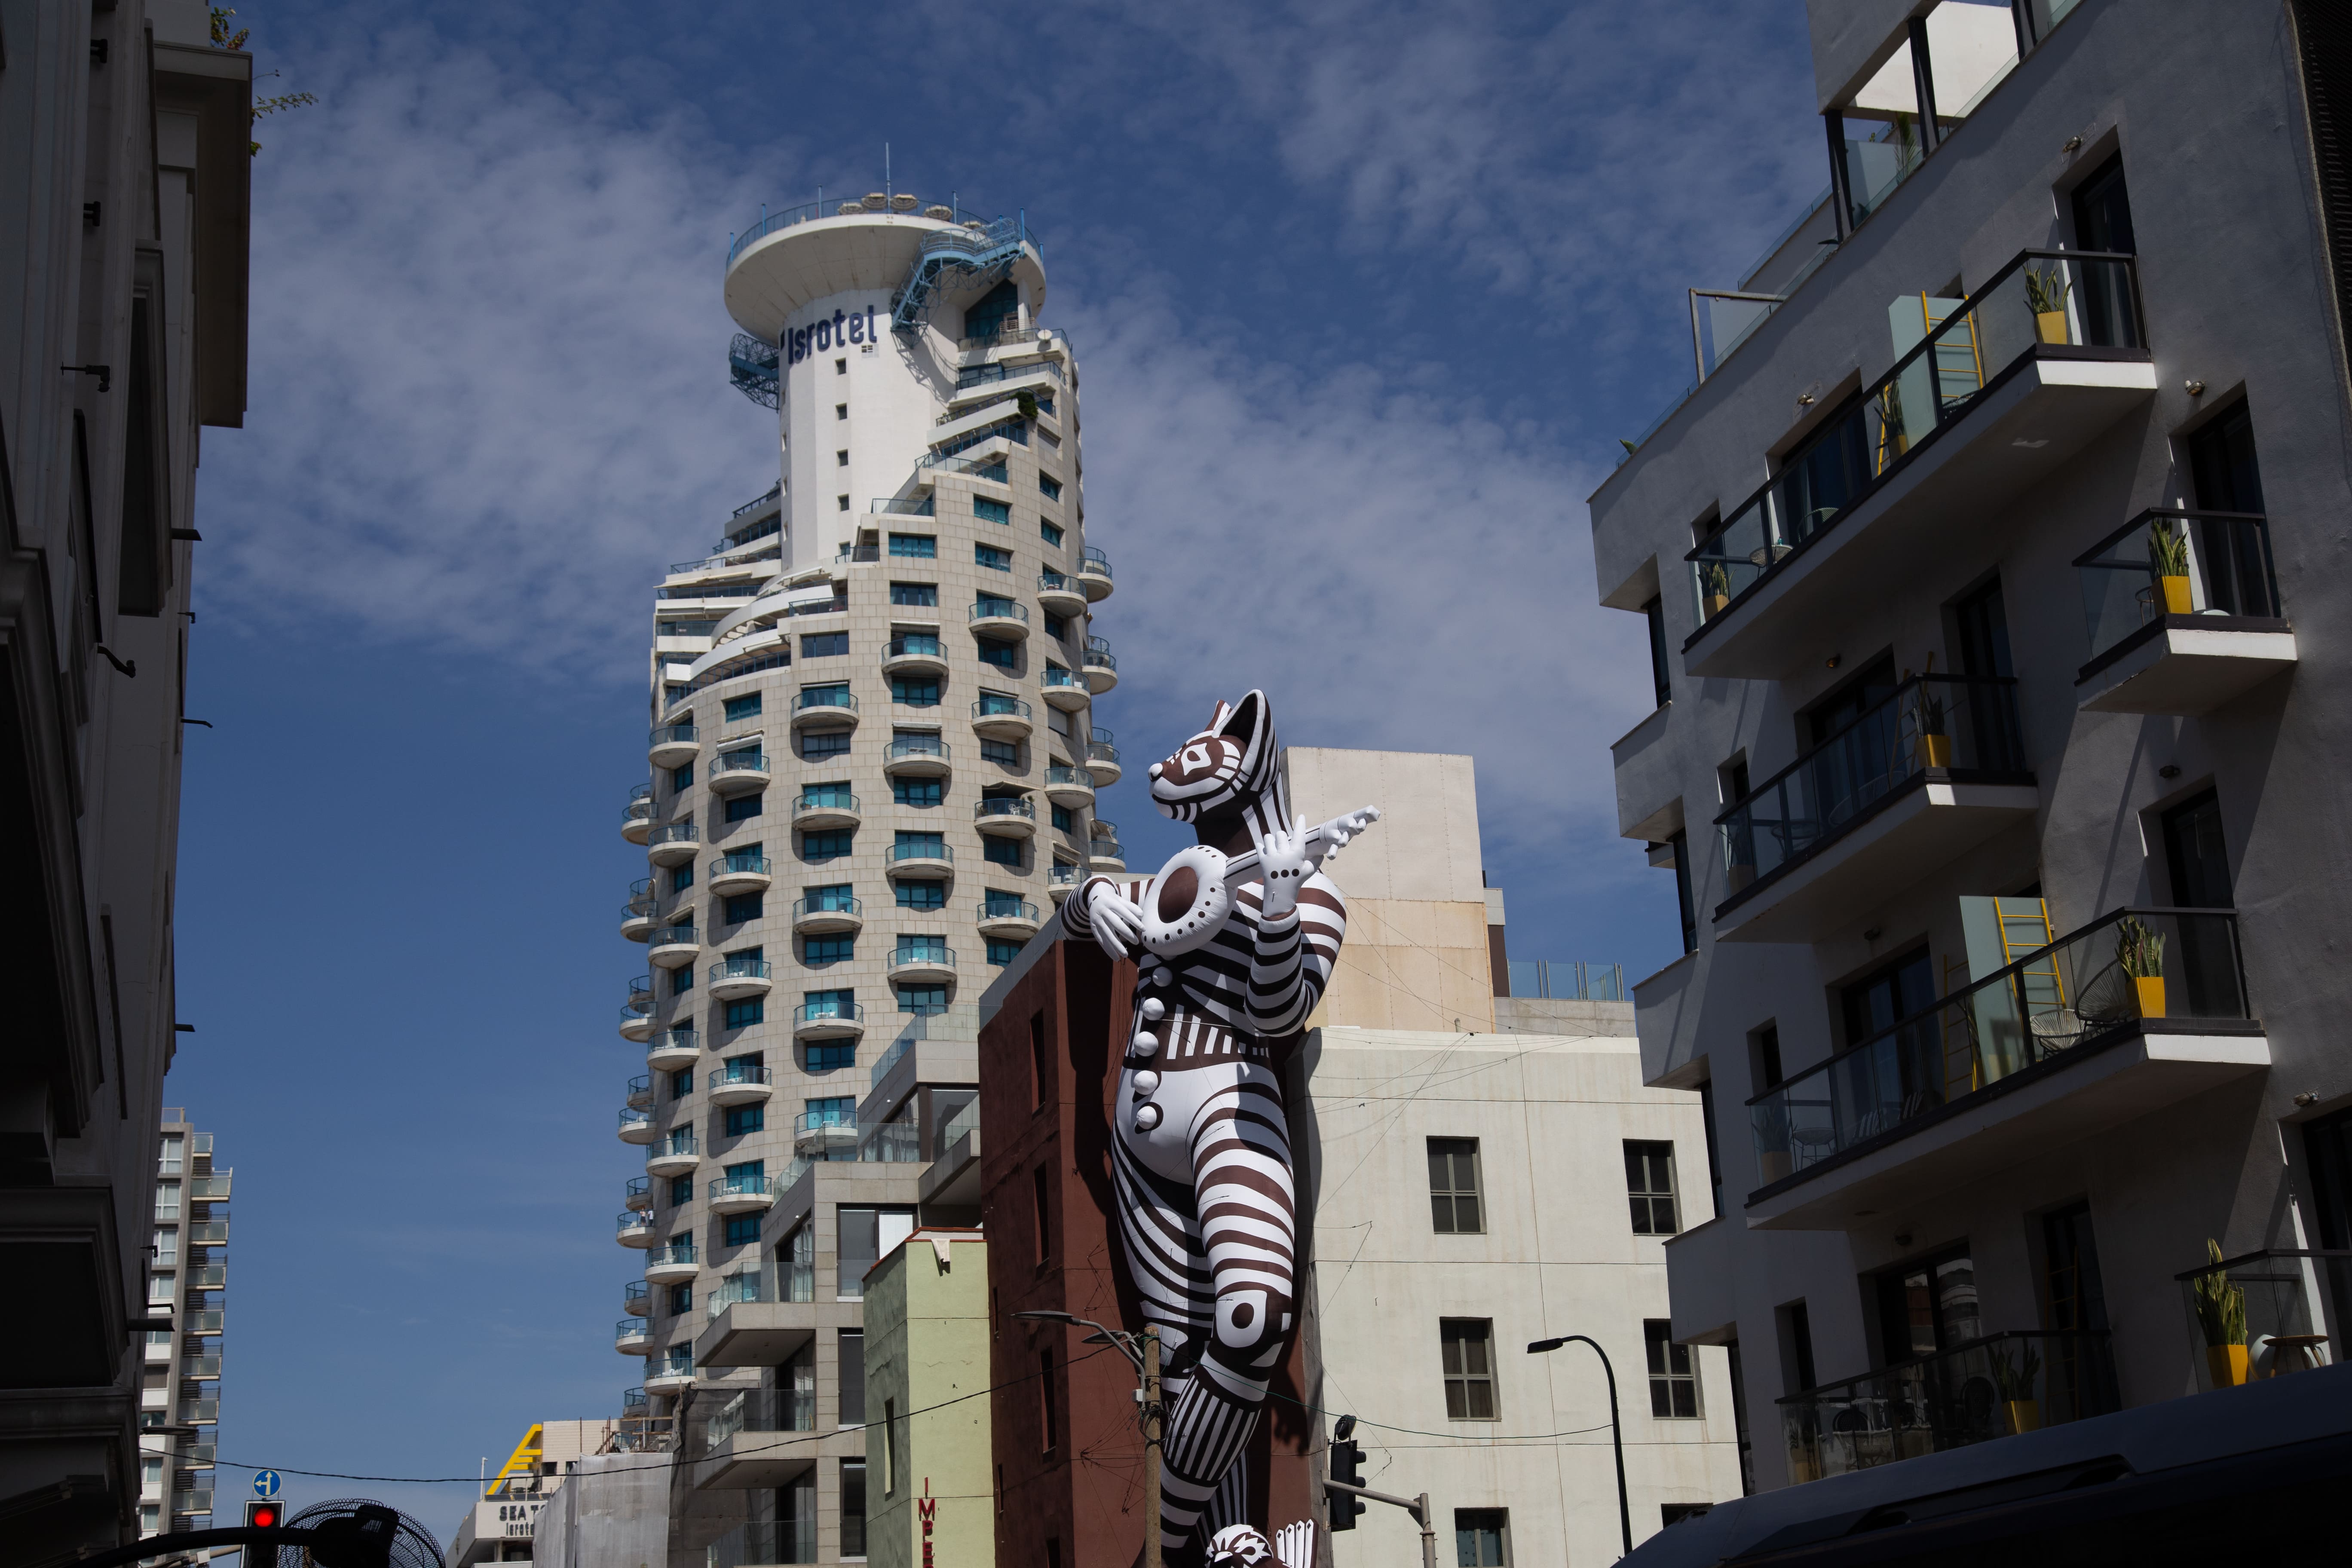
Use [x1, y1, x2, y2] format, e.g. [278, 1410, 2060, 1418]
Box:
[885, 142, 891, 203]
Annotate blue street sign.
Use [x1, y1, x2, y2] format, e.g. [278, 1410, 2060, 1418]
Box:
[254, 1470, 282, 1499]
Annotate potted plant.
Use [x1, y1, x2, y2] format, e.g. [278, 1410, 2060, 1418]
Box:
[1702, 562, 1732, 618]
[2148, 516, 2194, 616]
[1914, 685, 1951, 770]
[1988, 1340, 2043, 1434]
[2193, 1239, 2250, 1387]
[2024, 264, 2073, 345]
[2117, 916, 2166, 1018]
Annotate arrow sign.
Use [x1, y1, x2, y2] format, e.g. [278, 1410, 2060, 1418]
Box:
[253, 1470, 282, 1499]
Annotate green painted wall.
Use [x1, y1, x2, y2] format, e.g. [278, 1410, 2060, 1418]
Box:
[865, 1232, 994, 1568]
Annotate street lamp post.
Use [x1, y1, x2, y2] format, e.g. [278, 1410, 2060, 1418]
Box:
[1015, 1310, 1163, 1568]
[1529, 1333, 1632, 1559]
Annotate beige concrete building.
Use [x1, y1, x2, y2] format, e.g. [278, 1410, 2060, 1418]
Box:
[860, 1230, 992, 1568]
[0, 2, 250, 1559]
[450, 1420, 632, 1568]
[139, 1112, 231, 1544]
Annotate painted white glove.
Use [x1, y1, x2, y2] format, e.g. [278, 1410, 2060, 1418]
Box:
[1275, 1521, 1317, 1568]
[1084, 879, 1145, 962]
[1255, 817, 1313, 919]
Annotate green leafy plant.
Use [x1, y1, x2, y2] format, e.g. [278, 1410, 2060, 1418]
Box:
[1988, 1340, 2042, 1403]
[1701, 562, 1731, 600]
[2024, 264, 2073, 316]
[2148, 516, 2191, 577]
[211, 8, 316, 155]
[2116, 916, 2166, 979]
[1015, 390, 1039, 422]
[2192, 1239, 2248, 1348]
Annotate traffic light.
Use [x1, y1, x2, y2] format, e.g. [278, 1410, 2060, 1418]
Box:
[1326, 1437, 1366, 1532]
[245, 1499, 286, 1530]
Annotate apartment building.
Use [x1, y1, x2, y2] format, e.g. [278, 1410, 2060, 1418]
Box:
[1590, 0, 2352, 1553]
[139, 1112, 230, 1546]
[609, 188, 1106, 1567]
[0, 3, 249, 1560]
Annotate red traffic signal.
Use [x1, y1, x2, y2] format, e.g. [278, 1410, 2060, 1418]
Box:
[245, 1500, 287, 1530]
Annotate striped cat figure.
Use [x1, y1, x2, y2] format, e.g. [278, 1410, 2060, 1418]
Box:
[1063, 690, 1377, 1565]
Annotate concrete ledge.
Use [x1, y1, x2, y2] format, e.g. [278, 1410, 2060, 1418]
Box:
[2076, 617, 2297, 715]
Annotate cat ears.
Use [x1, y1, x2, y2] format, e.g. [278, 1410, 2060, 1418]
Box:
[1205, 690, 1266, 748]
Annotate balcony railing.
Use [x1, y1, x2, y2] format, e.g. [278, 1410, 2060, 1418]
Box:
[651, 723, 698, 747]
[1715, 674, 2026, 909]
[975, 798, 1035, 823]
[1688, 248, 2146, 635]
[626, 1176, 652, 1204]
[1048, 864, 1081, 888]
[709, 958, 773, 984]
[650, 1239, 697, 1268]
[1751, 907, 2250, 1188]
[662, 1130, 700, 1158]
[708, 1174, 770, 1201]
[795, 1001, 866, 1026]
[714, 1063, 772, 1090]
[620, 1108, 652, 1133]
[705, 1384, 818, 1448]
[793, 689, 858, 714]
[646, 823, 700, 849]
[1781, 1330, 2117, 1484]
[652, 1026, 698, 1054]
[973, 696, 1030, 721]
[625, 977, 654, 1013]
[891, 945, 955, 969]
[981, 898, 1041, 923]
[1081, 546, 1113, 578]
[888, 737, 947, 763]
[886, 634, 942, 658]
[2075, 509, 2282, 669]
[623, 1283, 652, 1314]
[2173, 1247, 2346, 1390]
[863, 1121, 924, 1164]
[939, 1096, 981, 1150]
[711, 751, 769, 779]
[888, 842, 951, 865]
[792, 895, 859, 920]
[1039, 570, 1081, 596]
[970, 598, 1029, 625]
[657, 582, 763, 601]
[870, 494, 937, 516]
[1040, 667, 1086, 692]
[1087, 739, 1118, 765]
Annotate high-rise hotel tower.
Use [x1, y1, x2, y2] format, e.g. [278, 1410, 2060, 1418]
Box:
[610, 192, 1118, 1544]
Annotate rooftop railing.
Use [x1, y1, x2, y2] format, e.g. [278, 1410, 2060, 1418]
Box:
[1688, 249, 2145, 635]
[2075, 509, 2282, 668]
[726, 194, 1036, 266]
[657, 582, 765, 601]
[732, 484, 783, 519]
[1752, 907, 2249, 1188]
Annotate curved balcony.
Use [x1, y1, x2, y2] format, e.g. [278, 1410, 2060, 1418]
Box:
[793, 1111, 861, 1158]
[709, 957, 774, 1000]
[617, 1212, 654, 1248]
[887, 841, 954, 879]
[623, 1282, 652, 1318]
[1036, 571, 1089, 618]
[971, 696, 1034, 741]
[793, 1001, 865, 1042]
[649, 723, 700, 769]
[1038, 666, 1091, 713]
[977, 899, 1042, 939]
[644, 1238, 699, 1283]
[645, 1137, 700, 1179]
[646, 1028, 699, 1072]
[622, 784, 655, 845]
[616, 1318, 651, 1355]
[1082, 639, 1118, 694]
[1047, 863, 1083, 903]
[626, 1073, 654, 1111]
[791, 791, 860, 832]
[619, 1006, 655, 1044]
[625, 975, 654, 1015]
[709, 751, 772, 796]
[792, 896, 862, 936]
[647, 927, 702, 971]
[974, 797, 1036, 839]
[621, 881, 657, 941]
[884, 737, 951, 778]
[709, 854, 772, 897]
[624, 1175, 654, 1212]
[709, 1063, 774, 1108]
[888, 946, 958, 985]
[646, 821, 700, 867]
[968, 598, 1030, 639]
[1043, 766, 1095, 808]
[881, 635, 948, 679]
[618, 1108, 655, 1146]
[790, 689, 860, 729]
[1088, 840, 1127, 872]
[1078, 546, 1114, 600]
[707, 1174, 775, 1216]
[643, 1363, 695, 1394]
[1085, 733, 1121, 785]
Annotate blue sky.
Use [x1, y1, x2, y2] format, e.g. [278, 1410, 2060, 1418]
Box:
[164, 0, 1825, 1537]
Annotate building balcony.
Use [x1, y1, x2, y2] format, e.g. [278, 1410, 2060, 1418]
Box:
[2173, 1248, 2348, 1390]
[646, 1028, 700, 1072]
[709, 854, 772, 897]
[1088, 839, 1126, 873]
[1047, 863, 1082, 902]
[708, 1174, 776, 1216]
[1038, 665, 1091, 712]
[794, 1110, 861, 1158]
[1747, 907, 2266, 1229]
[1037, 571, 1089, 617]
[971, 696, 1034, 741]
[886, 841, 954, 879]
[646, 822, 700, 867]
[648, 927, 702, 970]
[616, 1318, 651, 1355]
[625, 1175, 654, 1211]
[1082, 638, 1118, 694]
[709, 958, 774, 1001]
[791, 790, 860, 832]
[793, 1001, 866, 1042]
[881, 635, 948, 678]
[649, 723, 700, 769]
[791, 895, 862, 936]
[1084, 734, 1121, 785]
[968, 598, 1030, 639]
[887, 946, 957, 985]
[709, 750, 772, 796]
[1684, 248, 2156, 680]
[1782, 1330, 2119, 1484]
[790, 689, 860, 728]
[617, 1212, 654, 1248]
[645, 1239, 699, 1284]
[646, 1136, 701, 1180]
[977, 898, 1042, 940]
[2073, 509, 2296, 716]
[697, 1264, 818, 1367]
[626, 1073, 655, 1111]
[884, 737, 951, 778]
[618, 1005, 656, 1043]
[1712, 675, 2034, 944]
[622, 784, 654, 845]
[1078, 546, 1114, 600]
[1043, 766, 1095, 808]
[974, 796, 1036, 839]
[643, 1362, 695, 1395]
[619, 1108, 655, 1146]
[623, 1281, 652, 1319]
[709, 1063, 774, 1108]
[621, 884, 657, 942]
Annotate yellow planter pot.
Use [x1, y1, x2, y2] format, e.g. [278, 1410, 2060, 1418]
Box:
[2036, 310, 2070, 345]
[2207, 1342, 2250, 1387]
[1705, 593, 1730, 617]
[2160, 574, 2193, 615]
[2003, 1399, 2041, 1435]
[2134, 976, 2167, 1019]
[1917, 734, 1951, 770]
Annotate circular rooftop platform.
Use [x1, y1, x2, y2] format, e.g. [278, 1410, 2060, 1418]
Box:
[723, 201, 1048, 346]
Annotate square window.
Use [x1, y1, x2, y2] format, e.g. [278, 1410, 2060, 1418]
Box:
[667, 1283, 692, 1315]
[987, 938, 1025, 965]
[670, 1068, 694, 1098]
[1038, 474, 1063, 501]
[801, 632, 848, 658]
[671, 863, 695, 891]
[804, 934, 855, 965]
[1429, 1138, 1484, 1234]
[888, 533, 937, 559]
[893, 778, 943, 807]
[983, 836, 1022, 867]
[671, 967, 694, 995]
[836, 403, 848, 420]
[1646, 1321, 1701, 1417]
[891, 676, 941, 705]
[1455, 1510, 1510, 1568]
[974, 497, 1011, 526]
[800, 729, 851, 760]
[1625, 1140, 1680, 1235]
[1441, 1320, 1498, 1420]
[1043, 612, 1068, 640]
[1040, 521, 1064, 547]
[726, 1104, 766, 1136]
[836, 358, 847, 374]
[724, 1213, 761, 1246]
[896, 879, 946, 910]
[837, 495, 850, 511]
[725, 793, 763, 823]
[725, 893, 765, 924]
[805, 1042, 856, 1072]
[671, 762, 692, 790]
[801, 830, 853, 862]
[975, 543, 1012, 571]
[890, 582, 939, 606]
[1051, 805, 1074, 833]
[977, 638, 1017, 669]
[668, 1175, 693, 1206]
[980, 738, 1020, 766]
[836, 450, 850, 467]
[898, 984, 949, 1015]
[724, 694, 761, 721]
[725, 998, 765, 1028]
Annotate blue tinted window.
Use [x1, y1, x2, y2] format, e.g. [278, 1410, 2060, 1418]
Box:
[672, 967, 694, 995]
[893, 778, 943, 807]
[983, 836, 1022, 867]
[725, 998, 764, 1028]
[983, 889, 1026, 915]
[805, 1095, 856, 1123]
[891, 677, 941, 705]
[805, 1042, 855, 1072]
[668, 1176, 693, 1206]
[1044, 613, 1067, 640]
[895, 879, 946, 910]
[1040, 521, 1064, 547]
[724, 694, 762, 721]
[987, 939, 1025, 965]
[724, 1105, 765, 1136]
[890, 582, 938, 606]
[725, 893, 764, 924]
[897, 985, 950, 1015]
[800, 729, 851, 760]
[975, 544, 1012, 572]
[888, 533, 937, 558]
[896, 935, 947, 960]
[670, 1068, 694, 1097]
[801, 632, 848, 658]
[974, 497, 1011, 525]
[803, 935, 855, 965]
[724, 1214, 761, 1246]
[980, 738, 1020, 765]
[977, 638, 1017, 669]
[801, 830, 852, 861]
[1052, 805, 1075, 833]
[1038, 475, 1062, 501]
[671, 864, 695, 892]
[803, 989, 854, 1013]
[805, 883, 854, 910]
[895, 831, 945, 852]
[725, 793, 763, 822]
[671, 763, 693, 790]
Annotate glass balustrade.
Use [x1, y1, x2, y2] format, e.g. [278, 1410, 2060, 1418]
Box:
[2075, 509, 2281, 666]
